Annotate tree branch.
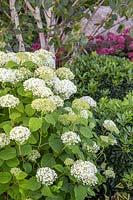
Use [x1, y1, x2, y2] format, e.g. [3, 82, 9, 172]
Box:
[24, 0, 46, 49]
[44, 6, 56, 54]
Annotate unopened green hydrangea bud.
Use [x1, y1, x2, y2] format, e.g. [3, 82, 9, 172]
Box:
[56, 67, 75, 80]
[72, 99, 90, 111]
[59, 113, 79, 125]
[64, 158, 74, 166]
[27, 150, 41, 162]
[0, 133, 10, 148]
[10, 167, 22, 176]
[35, 66, 56, 81]
[104, 167, 115, 179]
[100, 135, 117, 146]
[31, 98, 57, 113]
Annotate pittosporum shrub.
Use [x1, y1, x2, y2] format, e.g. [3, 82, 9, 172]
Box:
[68, 52, 133, 100]
[95, 92, 133, 198]
[0, 50, 125, 200]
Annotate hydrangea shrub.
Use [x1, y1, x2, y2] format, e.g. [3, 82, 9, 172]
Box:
[0, 50, 125, 199]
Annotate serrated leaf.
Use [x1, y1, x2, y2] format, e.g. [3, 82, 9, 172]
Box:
[45, 114, 56, 126]
[41, 185, 53, 197]
[19, 144, 32, 156]
[15, 171, 27, 180]
[0, 172, 12, 184]
[29, 117, 42, 132]
[0, 148, 16, 160]
[25, 104, 36, 117]
[6, 158, 19, 167]
[41, 153, 56, 167]
[80, 127, 93, 138]
[9, 112, 21, 121]
[74, 185, 87, 200]
[48, 134, 63, 153]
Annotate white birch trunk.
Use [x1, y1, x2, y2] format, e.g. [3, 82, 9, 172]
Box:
[9, 0, 25, 51]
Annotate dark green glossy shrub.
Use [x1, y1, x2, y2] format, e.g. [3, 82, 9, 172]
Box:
[94, 92, 133, 198]
[68, 52, 133, 100]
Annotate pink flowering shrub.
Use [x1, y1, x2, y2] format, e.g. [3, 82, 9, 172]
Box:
[91, 28, 133, 61]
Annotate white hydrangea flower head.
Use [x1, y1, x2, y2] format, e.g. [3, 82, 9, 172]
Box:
[27, 150, 41, 162]
[71, 160, 98, 185]
[0, 94, 20, 108]
[79, 110, 89, 119]
[36, 167, 57, 185]
[72, 98, 90, 111]
[83, 142, 100, 153]
[0, 68, 25, 84]
[64, 107, 73, 113]
[34, 49, 55, 68]
[103, 120, 119, 133]
[0, 133, 10, 148]
[100, 135, 117, 145]
[16, 52, 30, 64]
[53, 79, 77, 99]
[9, 126, 31, 144]
[104, 167, 115, 179]
[56, 67, 75, 80]
[48, 95, 64, 107]
[47, 77, 60, 87]
[0, 51, 9, 66]
[10, 167, 22, 176]
[61, 131, 81, 145]
[81, 96, 97, 107]
[31, 98, 57, 113]
[34, 66, 56, 81]
[7, 52, 20, 63]
[18, 67, 32, 79]
[23, 78, 53, 98]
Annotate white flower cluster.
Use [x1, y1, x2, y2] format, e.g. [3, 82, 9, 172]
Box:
[0, 49, 55, 68]
[64, 107, 73, 113]
[0, 133, 10, 148]
[36, 167, 57, 185]
[103, 120, 119, 133]
[61, 131, 81, 145]
[79, 110, 89, 119]
[27, 150, 41, 162]
[0, 52, 9, 65]
[0, 94, 20, 108]
[71, 160, 98, 185]
[23, 78, 53, 98]
[104, 167, 115, 179]
[0, 68, 26, 83]
[52, 78, 77, 99]
[48, 95, 64, 107]
[9, 126, 31, 144]
[83, 142, 100, 154]
[81, 96, 97, 107]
